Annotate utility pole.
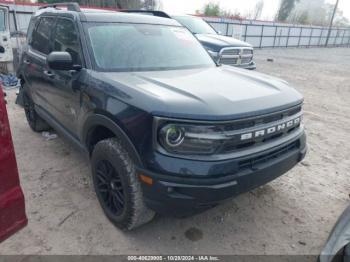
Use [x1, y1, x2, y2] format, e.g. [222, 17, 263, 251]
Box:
[325, 0, 339, 46]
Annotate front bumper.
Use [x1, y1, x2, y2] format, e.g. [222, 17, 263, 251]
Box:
[138, 132, 306, 217]
[236, 61, 256, 70]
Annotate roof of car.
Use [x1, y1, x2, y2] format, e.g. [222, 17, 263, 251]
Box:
[172, 15, 203, 20]
[83, 11, 181, 25]
[35, 7, 181, 26]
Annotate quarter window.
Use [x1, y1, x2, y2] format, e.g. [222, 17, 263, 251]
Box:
[31, 17, 55, 55]
[53, 19, 82, 65]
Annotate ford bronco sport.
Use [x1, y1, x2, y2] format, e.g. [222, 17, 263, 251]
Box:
[17, 3, 306, 230]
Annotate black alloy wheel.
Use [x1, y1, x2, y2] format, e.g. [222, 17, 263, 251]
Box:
[91, 138, 155, 230]
[95, 160, 125, 216]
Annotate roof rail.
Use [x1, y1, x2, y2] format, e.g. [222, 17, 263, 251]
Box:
[120, 10, 171, 18]
[39, 2, 81, 12]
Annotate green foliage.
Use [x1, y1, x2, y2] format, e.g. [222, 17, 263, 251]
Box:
[277, 0, 299, 21]
[203, 2, 221, 17]
[201, 1, 242, 18]
[296, 10, 309, 24]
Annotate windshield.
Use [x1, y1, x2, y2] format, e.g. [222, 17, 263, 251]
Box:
[85, 23, 215, 72]
[173, 16, 217, 35]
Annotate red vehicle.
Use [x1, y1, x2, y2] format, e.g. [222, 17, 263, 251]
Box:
[0, 86, 27, 242]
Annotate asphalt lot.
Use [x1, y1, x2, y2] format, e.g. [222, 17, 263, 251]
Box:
[1, 47, 349, 255]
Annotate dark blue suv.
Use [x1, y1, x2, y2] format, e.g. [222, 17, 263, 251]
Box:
[17, 3, 306, 230]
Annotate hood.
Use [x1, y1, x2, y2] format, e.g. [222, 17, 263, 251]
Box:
[96, 66, 303, 121]
[195, 34, 252, 51]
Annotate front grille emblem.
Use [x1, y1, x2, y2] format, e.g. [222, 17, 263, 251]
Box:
[237, 49, 242, 65]
[240, 116, 301, 141]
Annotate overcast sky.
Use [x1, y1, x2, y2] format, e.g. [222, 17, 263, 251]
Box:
[162, 0, 350, 21]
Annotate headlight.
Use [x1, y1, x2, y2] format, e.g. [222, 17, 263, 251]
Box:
[158, 123, 223, 155]
[163, 125, 185, 147]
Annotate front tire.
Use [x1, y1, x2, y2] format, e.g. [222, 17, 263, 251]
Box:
[23, 90, 50, 132]
[91, 138, 155, 230]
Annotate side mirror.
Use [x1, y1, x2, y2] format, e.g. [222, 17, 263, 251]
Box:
[0, 46, 5, 53]
[47, 52, 74, 71]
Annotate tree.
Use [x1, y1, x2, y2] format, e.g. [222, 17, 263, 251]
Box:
[220, 9, 241, 18]
[252, 0, 264, 20]
[276, 0, 299, 22]
[287, 0, 349, 26]
[201, 2, 242, 19]
[143, 0, 163, 10]
[325, 3, 350, 26]
[296, 10, 309, 24]
[203, 2, 221, 17]
[288, 0, 325, 25]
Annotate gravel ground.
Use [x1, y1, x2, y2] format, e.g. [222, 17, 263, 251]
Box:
[1, 47, 349, 255]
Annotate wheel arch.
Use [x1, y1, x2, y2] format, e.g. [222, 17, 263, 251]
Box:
[82, 114, 143, 167]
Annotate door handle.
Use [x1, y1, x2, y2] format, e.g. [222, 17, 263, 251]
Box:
[43, 70, 55, 78]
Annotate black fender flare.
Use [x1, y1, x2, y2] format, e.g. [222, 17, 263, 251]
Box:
[82, 114, 143, 167]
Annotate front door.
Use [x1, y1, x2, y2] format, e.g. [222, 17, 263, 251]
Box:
[45, 17, 84, 137]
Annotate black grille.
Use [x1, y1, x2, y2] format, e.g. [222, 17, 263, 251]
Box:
[221, 106, 302, 132]
[238, 141, 300, 171]
[217, 105, 302, 153]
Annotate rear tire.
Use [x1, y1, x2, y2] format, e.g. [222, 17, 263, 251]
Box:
[23, 90, 50, 132]
[91, 138, 155, 230]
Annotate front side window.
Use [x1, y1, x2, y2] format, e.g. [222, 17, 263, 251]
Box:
[85, 23, 215, 72]
[53, 18, 82, 65]
[31, 17, 55, 55]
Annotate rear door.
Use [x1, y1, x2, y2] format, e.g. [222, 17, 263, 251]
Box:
[23, 16, 57, 115]
[0, 87, 27, 242]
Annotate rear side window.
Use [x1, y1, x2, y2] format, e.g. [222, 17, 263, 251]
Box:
[52, 18, 82, 65]
[31, 17, 55, 55]
[27, 17, 37, 44]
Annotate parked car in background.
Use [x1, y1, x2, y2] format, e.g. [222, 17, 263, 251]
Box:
[172, 15, 256, 69]
[18, 3, 306, 230]
[0, 85, 27, 242]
